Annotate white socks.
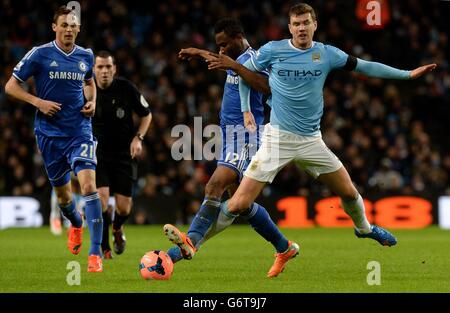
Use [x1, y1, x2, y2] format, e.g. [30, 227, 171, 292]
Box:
[341, 194, 372, 234]
[203, 201, 237, 243]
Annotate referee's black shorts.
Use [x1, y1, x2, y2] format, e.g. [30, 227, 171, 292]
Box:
[96, 154, 137, 197]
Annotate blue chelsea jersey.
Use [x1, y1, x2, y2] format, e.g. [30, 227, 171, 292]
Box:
[219, 47, 268, 127]
[13, 41, 94, 137]
[249, 40, 348, 136]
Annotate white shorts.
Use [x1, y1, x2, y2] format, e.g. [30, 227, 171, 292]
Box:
[244, 124, 343, 183]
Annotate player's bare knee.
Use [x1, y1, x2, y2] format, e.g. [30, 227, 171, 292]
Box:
[116, 200, 132, 215]
[117, 207, 131, 216]
[57, 196, 72, 207]
[57, 197, 72, 207]
[55, 190, 72, 206]
[80, 181, 97, 195]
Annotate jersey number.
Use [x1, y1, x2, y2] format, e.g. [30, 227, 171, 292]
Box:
[80, 143, 95, 159]
[224, 152, 239, 165]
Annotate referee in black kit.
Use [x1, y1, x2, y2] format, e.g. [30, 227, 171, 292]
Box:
[93, 51, 152, 258]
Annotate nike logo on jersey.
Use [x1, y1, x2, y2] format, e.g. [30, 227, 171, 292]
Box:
[50, 60, 59, 67]
[279, 58, 287, 62]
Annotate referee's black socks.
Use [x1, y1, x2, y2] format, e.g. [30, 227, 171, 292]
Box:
[101, 210, 112, 251]
[113, 212, 130, 230]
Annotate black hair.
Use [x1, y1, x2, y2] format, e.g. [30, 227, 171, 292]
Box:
[95, 50, 116, 64]
[214, 18, 245, 38]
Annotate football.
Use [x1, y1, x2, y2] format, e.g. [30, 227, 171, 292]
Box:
[139, 250, 174, 280]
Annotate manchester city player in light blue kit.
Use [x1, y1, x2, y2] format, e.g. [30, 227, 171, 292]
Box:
[163, 19, 298, 274]
[5, 6, 104, 272]
[208, 3, 437, 277]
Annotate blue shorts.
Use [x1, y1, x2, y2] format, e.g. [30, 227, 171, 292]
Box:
[36, 134, 97, 187]
[217, 125, 263, 179]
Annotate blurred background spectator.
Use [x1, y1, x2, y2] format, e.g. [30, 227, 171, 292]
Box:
[0, 0, 449, 224]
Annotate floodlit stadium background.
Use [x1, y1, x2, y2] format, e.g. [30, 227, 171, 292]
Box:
[0, 0, 448, 228]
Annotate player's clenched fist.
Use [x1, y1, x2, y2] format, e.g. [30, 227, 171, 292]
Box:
[81, 101, 96, 117]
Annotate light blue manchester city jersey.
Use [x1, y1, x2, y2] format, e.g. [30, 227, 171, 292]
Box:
[249, 39, 348, 136]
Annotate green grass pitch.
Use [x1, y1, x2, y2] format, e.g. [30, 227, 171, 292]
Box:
[0, 225, 448, 293]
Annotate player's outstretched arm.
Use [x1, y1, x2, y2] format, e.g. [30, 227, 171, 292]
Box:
[354, 58, 437, 80]
[410, 64, 437, 79]
[207, 53, 270, 95]
[5, 76, 61, 116]
[178, 47, 216, 61]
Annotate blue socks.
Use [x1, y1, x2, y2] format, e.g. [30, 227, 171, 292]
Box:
[167, 198, 289, 263]
[187, 197, 221, 247]
[59, 199, 82, 228]
[167, 199, 289, 263]
[167, 197, 221, 263]
[83, 192, 103, 256]
[167, 246, 184, 263]
[243, 203, 289, 253]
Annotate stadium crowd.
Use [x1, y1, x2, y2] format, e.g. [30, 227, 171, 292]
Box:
[0, 0, 449, 224]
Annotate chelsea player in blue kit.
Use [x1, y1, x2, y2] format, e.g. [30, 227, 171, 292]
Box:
[5, 6, 104, 272]
[163, 19, 299, 276]
[208, 3, 437, 277]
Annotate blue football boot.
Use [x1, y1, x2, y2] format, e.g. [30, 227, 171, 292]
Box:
[355, 225, 397, 246]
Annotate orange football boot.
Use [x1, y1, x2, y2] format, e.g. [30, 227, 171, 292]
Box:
[163, 224, 196, 260]
[267, 241, 300, 278]
[67, 226, 83, 255]
[88, 255, 103, 272]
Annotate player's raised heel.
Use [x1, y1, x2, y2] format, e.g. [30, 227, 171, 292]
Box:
[67, 225, 83, 255]
[355, 225, 397, 246]
[163, 224, 196, 260]
[88, 255, 103, 272]
[267, 241, 300, 278]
